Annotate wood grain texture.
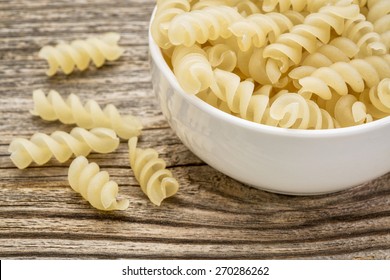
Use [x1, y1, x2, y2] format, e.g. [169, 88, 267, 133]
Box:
[1, 0, 390, 260]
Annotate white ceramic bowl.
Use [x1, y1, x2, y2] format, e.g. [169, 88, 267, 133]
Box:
[148, 16, 390, 195]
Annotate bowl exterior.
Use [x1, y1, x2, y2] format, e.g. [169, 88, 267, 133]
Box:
[149, 36, 390, 195]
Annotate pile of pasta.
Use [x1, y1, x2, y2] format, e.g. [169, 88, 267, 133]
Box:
[152, 0, 390, 129]
[9, 33, 179, 210]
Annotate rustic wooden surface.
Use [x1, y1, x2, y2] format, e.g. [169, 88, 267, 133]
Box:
[1, 0, 390, 260]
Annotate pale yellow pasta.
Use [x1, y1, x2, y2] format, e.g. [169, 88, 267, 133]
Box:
[238, 47, 289, 87]
[262, 0, 340, 13]
[167, 5, 243, 46]
[171, 45, 214, 94]
[31, 89, 142, 139]
[192, 0, 262, 16]
[210, 69, 278, 124]
[363, 78, 390, 118]
[334, 94, 373, 126]
[270, 92, 338, 129]
[288, 37, 360, 87]
[366, 0, 390, 51]
[301, 37, 359, 67]
[263, 1, 360, 83]
[151, 0, 390, 129]
[297, 55, 390, 100]
[197, 89, 233, 114]
[367, 0, 390, 24]
[233, 0, 263, 16]
[353, 0, 368, 8]
[8, 127, 119, 169]
[229, 12, 294, 51]
[205, 43, 237, 71]
[39, 33, 124, 76]
[212, 69, 251, 112]
[128, 137, 179, 206]
[343, 14, 387, 56]
[68, 156, 129, 211]
[151, 0, 191, 49]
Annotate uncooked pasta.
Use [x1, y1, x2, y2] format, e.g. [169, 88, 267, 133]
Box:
[68, 156, 129, 211]
[128, 137, 179, 206]
[31, 89, 142, 139]
[39, 33, 124, 76]
[151, 0, 390, 129]
[9, 127, 119, 169]
[262, 2, 360, 83]
[296, 55, 390, 99]
[171, 45, 214, 94]
[229, 12, 294, 51]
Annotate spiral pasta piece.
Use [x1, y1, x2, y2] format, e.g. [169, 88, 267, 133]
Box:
[211, 69, 254, 112]
[31, 89, 142, 139]
[232, 0, 263, 16]
[262, 0, 341, 13]
[68, 156, 129, 211]
[296, 55, 390, 100]
[167, 5, 243, 47]
[171, 45, 214, 94]
[192, 0, 262, 15]
[334, 94, 373, 126]
[343, 14, 387, 56]
[229, 12, 294, 51]
[128, 137, 179, 206]
[235, 47, 289, 87]
[151, 0, 191, 49]
[366, 0, 390, 51]
[288, 37, 360, 85]
[210, 69, 279, 124]
[263, 1, 360, 83]
[364, 78, 390, 117]
[269, 92, 338, 129]
[205, 43, 237, 71]
[367, 0, 390, 24]
[9, 127, 119, 169]
[39, 33, 124, 76]
[302, 37, 359, 67]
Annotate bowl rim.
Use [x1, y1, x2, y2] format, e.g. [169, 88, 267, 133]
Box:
[148, 9, 390, 139]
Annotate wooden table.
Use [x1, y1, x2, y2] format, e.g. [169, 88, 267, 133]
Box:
[1, 0, 390, 259]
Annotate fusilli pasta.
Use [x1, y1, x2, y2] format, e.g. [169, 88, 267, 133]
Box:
[151, 0, 191, 49]
[128, 137, 179, 206]
[9, 127, 119, 169]
[171, 45, 214, 94]
[262, 0, 340, 13]
[343, 14, 387, 56]
[151, 0, 390, 129]
[205, 43, 237, 71]
[269, 92, 339, 129]
[211, 69, 274, 123]
[334, 94, 373, 126]
[263, 1, 359, 83]
[362, 78, 390, 118]
[39, 33, 124, 76]
[288, 37, 360, 86]
[68, 156, 129, 211]
[366, 0, 390, 51]
[229, 12, 294, 51]
[167, 5, 243, 46]
[31, 89, 142, 139]
[192, 0, 262, 16]
[297, 55, 390, 99]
